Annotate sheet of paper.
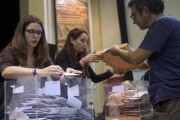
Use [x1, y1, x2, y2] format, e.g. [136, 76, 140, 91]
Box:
[45, 81, 61, 96]
[20, 106, 32, 110]
[21, 101, 36, 106]
[38, 88, 45, 95]
[9, 107, 29, 120]
[132, 91, 148, 98]
[60, 107, 77, 114]
[68, 85, 79, 97]
[67, 96, 82, 109]
[12, 86, 24, 94]
[63, 73, 79, 76]
[104, 47, 111, 52]
[112, 85, 124, 93]
[49, 107, 61, 114]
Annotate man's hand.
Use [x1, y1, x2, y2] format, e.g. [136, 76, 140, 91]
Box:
[105, 45, 120, 56]
[140, 59, 150, 70]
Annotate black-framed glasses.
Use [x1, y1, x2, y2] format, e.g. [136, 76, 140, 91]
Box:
[130, 10, 138, 20]
[25, 29, 43, 37]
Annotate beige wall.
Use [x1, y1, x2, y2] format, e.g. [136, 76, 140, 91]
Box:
[99, 0, 121, 49]
[28, 0, 45, 25]
[19, 0, 55, 44]
[90, 0, 104, 115]
[19, 0, 45, 26]
[19, 0, 28, 19]
[90, 0, 122, 115]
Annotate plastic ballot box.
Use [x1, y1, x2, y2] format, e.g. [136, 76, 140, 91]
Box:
[4, 74, 94, 120]
[96, 43, 146, 72]
[103, 80, 154, 120]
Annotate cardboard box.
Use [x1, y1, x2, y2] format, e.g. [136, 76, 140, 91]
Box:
[96, 43, 145, 72]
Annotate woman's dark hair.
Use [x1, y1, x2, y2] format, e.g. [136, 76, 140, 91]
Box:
[61, 28, 90, 77]
[0, 15, 49, 68]
[128, 0, 164, 15]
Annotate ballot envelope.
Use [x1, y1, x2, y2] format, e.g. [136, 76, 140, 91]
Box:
[96, 43, 146, 72]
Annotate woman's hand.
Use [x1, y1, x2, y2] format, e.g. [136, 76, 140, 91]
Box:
[66, 68, 82, 74]
[83, 51, 103, 63]
[36, 65, 64, 77]
[60, 68, 82, 83]
[109, 69, 125, 75]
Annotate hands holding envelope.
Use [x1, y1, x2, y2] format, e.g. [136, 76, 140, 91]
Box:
[105, 45, 120, 56]
[105, 44, 149, 70]
[83, 50, 125, 75]
[83, 51, 103, 63]
[36, 65, 82, 78]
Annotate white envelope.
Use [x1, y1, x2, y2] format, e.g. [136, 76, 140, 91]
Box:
[45, 81, 61, 95]
[10, 85, 24, 94]
[68, 85, 79, 97]
[67, 96, 82, 109]
[112, 85, 124, 93]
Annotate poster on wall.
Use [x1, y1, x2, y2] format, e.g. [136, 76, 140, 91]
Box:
[55, 0, 90, 52]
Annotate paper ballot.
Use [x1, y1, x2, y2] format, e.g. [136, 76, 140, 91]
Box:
[67, 96, 82, 109]
[68, 85, 80, 97]
[63, 72, 79, 76]
[9, 107, 29, 120]
[60, 107, 77, 114]
[38, 88, 45, 95]
[45, 81, 61, 95]
[10, 85, 24, 94]
[112, 85, 124, 93]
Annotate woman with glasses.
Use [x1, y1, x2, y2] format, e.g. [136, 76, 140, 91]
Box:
[0, 15, 81, 120]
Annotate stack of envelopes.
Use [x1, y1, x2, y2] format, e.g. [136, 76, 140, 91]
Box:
[18, 94, 93, 119]
[106, 90, 152, 117]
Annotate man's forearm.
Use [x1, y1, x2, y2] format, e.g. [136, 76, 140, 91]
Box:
[114, 48, 139, 65]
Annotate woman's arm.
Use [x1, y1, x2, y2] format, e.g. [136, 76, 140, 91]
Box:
[0, 49, 64, 79]
[88, 66, 113, 83]
[2, 65, 64, 79]
[2, 66, 35, 79]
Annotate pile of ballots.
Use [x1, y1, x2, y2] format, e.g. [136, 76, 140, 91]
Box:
[12, 94, 93, 120]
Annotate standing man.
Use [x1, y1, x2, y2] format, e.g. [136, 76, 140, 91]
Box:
[107, 0, 180, 120]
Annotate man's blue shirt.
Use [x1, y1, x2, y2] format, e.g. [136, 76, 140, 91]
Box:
[139, 14, 180, 105]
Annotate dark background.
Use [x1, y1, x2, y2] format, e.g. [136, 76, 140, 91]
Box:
[0, 0, 20, 84]
[0, 0, 20, 51]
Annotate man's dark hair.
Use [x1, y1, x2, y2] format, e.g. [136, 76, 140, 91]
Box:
[128, 0, 164, 15]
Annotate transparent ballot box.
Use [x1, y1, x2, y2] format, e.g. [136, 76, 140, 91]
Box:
[4, 75, 94, 120]
[103, 80, 153, 120]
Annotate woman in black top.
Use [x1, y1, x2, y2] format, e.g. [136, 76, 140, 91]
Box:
[55, 28, 117, 83]
[55, 28, 119, 108]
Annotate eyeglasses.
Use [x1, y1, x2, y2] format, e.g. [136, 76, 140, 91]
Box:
[25, 29, 43, 37]
[130, 10, 138, 20]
